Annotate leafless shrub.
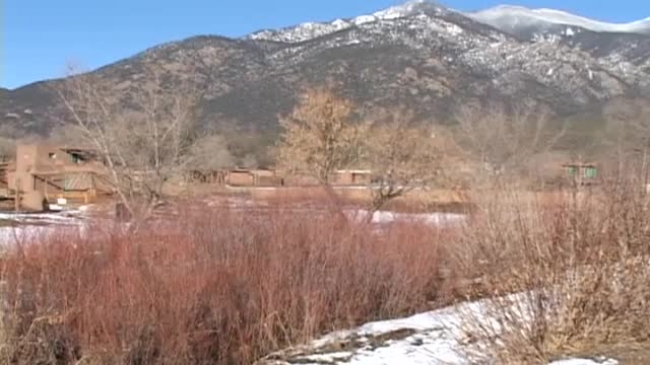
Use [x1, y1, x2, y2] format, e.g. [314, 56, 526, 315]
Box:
[0, 205, 451, 365]
[454, 179, 650, 364]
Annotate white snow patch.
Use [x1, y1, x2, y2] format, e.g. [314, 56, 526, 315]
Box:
[0, 212, 84, 223]
[347, 210, 466, 226]
[0, 210, 90, 246]
[565, 27, 575, 36]
[266, 293, 618, 365]
[332, 19, 349, 28]
[248, 0, 446, 43]
[444, 23, 464, 36]
[353, 15, 377, 25]
[373, 0, 432, 20]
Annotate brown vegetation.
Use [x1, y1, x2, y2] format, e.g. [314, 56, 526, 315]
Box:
[275, 88, 452, 215]
[0, 204, 453, 365]
[275, 87, 365, 185]
[362, 107, 454, 213]
[453, 178, 650, 364]
[3, 178, 650, 364]
[453, 100, 565, 184]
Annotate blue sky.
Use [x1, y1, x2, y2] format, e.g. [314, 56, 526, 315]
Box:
[2, 0, 648, 89]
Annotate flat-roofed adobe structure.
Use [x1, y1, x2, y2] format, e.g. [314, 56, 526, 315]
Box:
[6, 144, 112, 204]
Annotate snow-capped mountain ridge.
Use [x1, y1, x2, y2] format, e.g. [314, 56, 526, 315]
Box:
[247, 1, 650, 44]
[247, 0, 447, 43]
[467, 5, 650, 35]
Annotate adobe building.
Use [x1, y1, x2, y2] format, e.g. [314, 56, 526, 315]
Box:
[275, 170, 373, 187]
[0, 161, 10, 197]
[7, 144, 112, 206]
[333, 170, 372, 186]
[561, 162, 599, 186]
[225, 168, 283, 187]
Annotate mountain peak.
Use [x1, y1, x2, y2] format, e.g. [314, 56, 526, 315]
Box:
[372, 0, 445, 20]
[247, 0, 448, 43]
[467, 5, 650, 35]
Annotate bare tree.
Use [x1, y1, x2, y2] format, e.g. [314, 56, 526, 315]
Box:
[57, 65, 230, 224]
[362, 108, 450, 214]
[453, 100, 564, 184]
[276, 87, 367, 212]
[276, 87, 365, 183]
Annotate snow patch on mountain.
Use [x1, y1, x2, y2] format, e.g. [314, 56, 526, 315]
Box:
[467, 5, 650, 35]
[249, 20, 353, 44]
[247, 0, 446, 43]
[248, 1, 650, 46]
[373, 0, 444, 20]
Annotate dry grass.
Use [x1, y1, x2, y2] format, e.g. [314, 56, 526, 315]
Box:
[0, 204, 454, 365]
[454, 181, 650, 364]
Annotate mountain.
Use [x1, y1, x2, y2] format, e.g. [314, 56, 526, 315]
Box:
[2, 0, 650, 160]
[466, 5, 650, 73]
[466, 5, 650, 35]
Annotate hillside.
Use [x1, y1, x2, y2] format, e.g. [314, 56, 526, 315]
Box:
[2, 0, 650, 160]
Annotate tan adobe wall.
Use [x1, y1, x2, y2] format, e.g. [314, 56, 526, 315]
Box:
[226, 171, 255, 186]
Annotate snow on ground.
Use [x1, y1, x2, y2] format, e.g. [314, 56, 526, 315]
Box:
[347, 209, 467, 227]
[204, 195, 468, 227]
[0, 201, 466, 248]
[258, 294, 618, 365]
[0, 209, 89, 247]
[0, 211, 84, 224]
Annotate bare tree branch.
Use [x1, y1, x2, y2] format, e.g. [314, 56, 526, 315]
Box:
[453, 100, 564, 186]
[276, 87, 365, 184]
[56, 63, 232, 227]
[362, 107, 452, 215]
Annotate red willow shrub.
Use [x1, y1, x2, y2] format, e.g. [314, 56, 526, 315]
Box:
[0, 204, 453, 365]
